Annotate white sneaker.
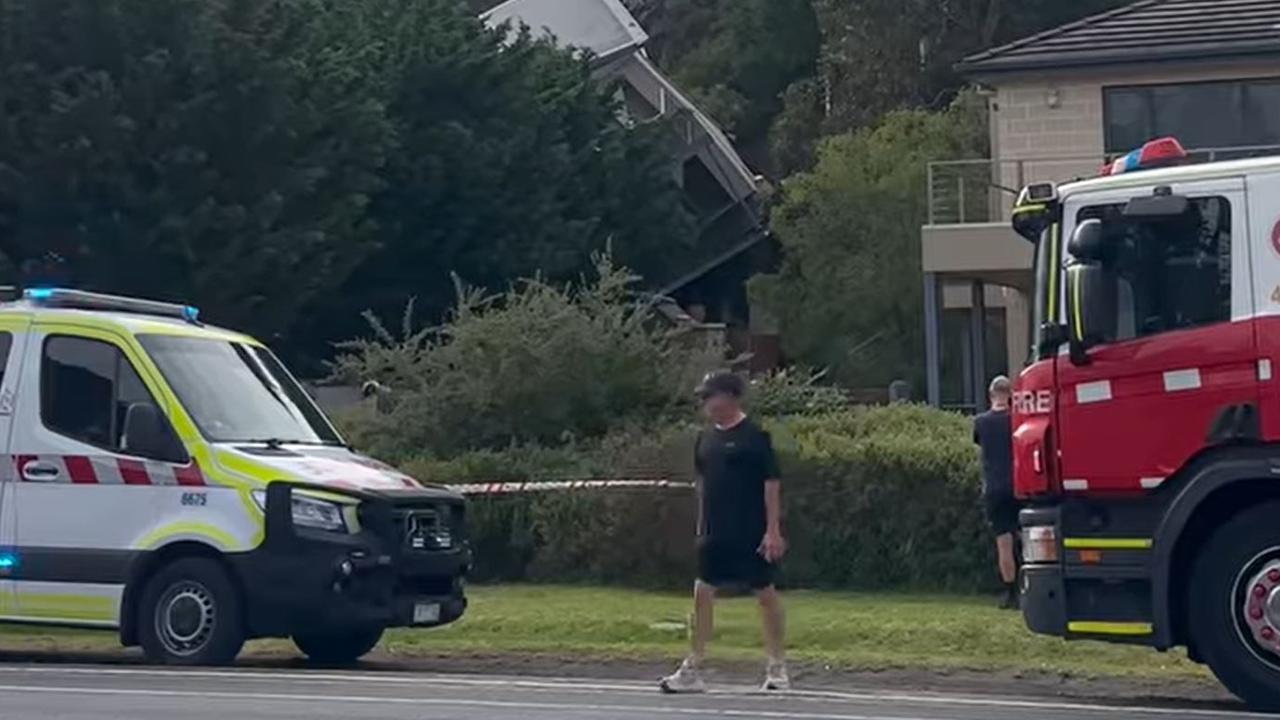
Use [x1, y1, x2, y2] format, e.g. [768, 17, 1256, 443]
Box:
[659, 658, 706, 694]
[761, 661, 790, 692]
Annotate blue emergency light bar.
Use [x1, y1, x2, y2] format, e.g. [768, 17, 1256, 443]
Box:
[23, 288, 201, 325]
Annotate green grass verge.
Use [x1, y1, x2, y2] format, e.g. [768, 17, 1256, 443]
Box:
[0, 585, 1206, 681]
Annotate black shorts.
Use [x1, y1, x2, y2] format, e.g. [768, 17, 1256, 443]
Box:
[985, 493, 1019, 536]
[697, 538, 775, 590]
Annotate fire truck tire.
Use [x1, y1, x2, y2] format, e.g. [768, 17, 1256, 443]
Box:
[293, 626, 384, 665]
[138, 557, 246, 666]
[1189, 502, 1280, 711]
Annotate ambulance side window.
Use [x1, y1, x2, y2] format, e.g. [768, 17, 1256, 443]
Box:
[41, 336, 162, 453]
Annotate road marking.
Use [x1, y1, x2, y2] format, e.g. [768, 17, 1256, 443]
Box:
[0, 667, 1259, 718]
[0, 684, 942, 720]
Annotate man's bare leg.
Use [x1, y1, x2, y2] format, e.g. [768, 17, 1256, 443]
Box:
[996, 533, 1016, 583]
[996, 533, 1018, 609]
[661, 581, 716, 692]
[755, 585, 785, 662]
[756, 585, 789, 690]
[691, 580, 716, 664]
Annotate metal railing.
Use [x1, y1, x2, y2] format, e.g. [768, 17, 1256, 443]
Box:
[927, 144, 1280, 226]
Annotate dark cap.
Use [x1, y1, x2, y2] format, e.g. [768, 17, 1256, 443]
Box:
[695, 371, 745, 400]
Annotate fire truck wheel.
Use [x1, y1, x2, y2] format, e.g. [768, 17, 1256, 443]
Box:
[1190, 502, 1280, 711]
[293, 626, 385, 665]
[138, 557, 246, 666]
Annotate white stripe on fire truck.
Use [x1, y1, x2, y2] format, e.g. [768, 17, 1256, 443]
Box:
[1260, 359, 1273, 382]
[1139, 476, 1165, 489]
[1062, 479, 1089, 491]
[1162, 368, 1201, 392]
[1074, 381, 1111, 405]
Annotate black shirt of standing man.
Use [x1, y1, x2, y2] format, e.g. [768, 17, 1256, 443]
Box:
[973, 408, 1013, 499]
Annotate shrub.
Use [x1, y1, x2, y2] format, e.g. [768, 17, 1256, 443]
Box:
[443, 404, 995, 591]
[746, 367, 849, 416]
[331, 255, 720, 460]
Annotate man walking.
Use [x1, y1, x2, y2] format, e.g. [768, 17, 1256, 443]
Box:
[660, 372, 788, 694]
[973, 375, 1018, 609]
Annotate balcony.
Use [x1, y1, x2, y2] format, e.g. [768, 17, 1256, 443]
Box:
[927, 144, 1280, 226]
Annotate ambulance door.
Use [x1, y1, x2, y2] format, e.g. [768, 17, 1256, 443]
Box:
[0, 316, 31, 617]
[10, 324, 182, 626]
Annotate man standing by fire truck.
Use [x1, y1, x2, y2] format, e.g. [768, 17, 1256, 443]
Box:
[974, 375, 1018, 609]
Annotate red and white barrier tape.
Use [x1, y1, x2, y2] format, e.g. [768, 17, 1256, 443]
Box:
[450, 479, 693, 495]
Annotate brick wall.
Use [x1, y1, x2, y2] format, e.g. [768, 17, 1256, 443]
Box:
[989, 61, 1280, 190]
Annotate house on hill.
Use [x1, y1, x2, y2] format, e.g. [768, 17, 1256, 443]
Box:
[483, 0, 781, 371]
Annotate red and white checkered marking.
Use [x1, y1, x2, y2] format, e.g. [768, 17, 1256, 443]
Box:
[14, 455, 207, 486]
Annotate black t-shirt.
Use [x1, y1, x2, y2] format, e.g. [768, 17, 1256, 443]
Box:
[973, 409, 1013, 498]
[695, 418, 780, 547]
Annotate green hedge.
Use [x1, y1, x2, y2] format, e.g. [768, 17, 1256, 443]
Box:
[424, 405, 994, 591]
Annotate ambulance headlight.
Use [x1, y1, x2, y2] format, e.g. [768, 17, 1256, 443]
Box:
[252, 490, 348, 533]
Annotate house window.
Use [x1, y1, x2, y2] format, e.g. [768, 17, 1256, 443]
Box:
[1104, 78, 1280, 154]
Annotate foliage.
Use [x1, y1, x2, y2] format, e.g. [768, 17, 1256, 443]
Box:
[448, 403, 994, 591]
[0, 0, 392, 340]
[0, 0, 695, 361]
[306, 1, 697, 361]
[330, 255, 721, 460]
[751, 93, 988, 388]
[745, 367, 848, 417]
[630, 0, 1129, 174]
[626, 0, 819, 171]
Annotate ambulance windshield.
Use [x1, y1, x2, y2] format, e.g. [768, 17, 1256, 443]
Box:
[139, 335, 343, 445]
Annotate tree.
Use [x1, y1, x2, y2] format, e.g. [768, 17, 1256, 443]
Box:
[752, 93, 987, 388]
[296, 0, 696, 362]
[0, 0, 393, 339]
[804, 0, 1131, 136]
[625, 0, 819, 174]
[1, 0, 696, 366]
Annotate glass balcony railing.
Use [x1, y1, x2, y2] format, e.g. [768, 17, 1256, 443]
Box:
[926, 144, 1280, 226]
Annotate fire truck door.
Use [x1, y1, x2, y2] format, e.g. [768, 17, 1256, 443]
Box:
[1056, 180, 1255, 495]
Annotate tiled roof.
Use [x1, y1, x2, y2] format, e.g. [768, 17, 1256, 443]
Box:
[960, 0, 1280, 76]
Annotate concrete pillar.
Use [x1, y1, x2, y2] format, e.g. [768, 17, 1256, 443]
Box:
[923, 273, 941, 406]
[1003, 287, 1030, 376]
[969, 280, 987, 412]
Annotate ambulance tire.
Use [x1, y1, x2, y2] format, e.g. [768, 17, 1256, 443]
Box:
[292, 626, 385, 665]
[1189, 502, 1280, 711]
[138, 557, 246, 666]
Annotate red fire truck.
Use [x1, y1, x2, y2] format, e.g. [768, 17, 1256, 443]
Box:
[1011, 137, 1280, 709]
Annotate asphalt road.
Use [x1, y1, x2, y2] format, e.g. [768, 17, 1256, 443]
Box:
[0, 664, 1265, 720]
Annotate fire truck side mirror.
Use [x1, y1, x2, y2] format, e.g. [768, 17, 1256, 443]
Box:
[1065, 262, 1118, 365]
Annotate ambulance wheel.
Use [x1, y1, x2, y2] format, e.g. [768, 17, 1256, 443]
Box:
[1189, 502, 1280, 711]
[139, 557, 245, 666]
[292, 626, 384, 665]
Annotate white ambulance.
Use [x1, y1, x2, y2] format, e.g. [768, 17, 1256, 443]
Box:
[0, 288, 469, 665]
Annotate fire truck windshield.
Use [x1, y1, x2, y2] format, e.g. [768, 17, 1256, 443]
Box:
[1030, 223, 1056, 361]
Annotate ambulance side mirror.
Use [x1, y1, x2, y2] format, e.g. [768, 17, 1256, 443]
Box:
[122, 402, 188, 464]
